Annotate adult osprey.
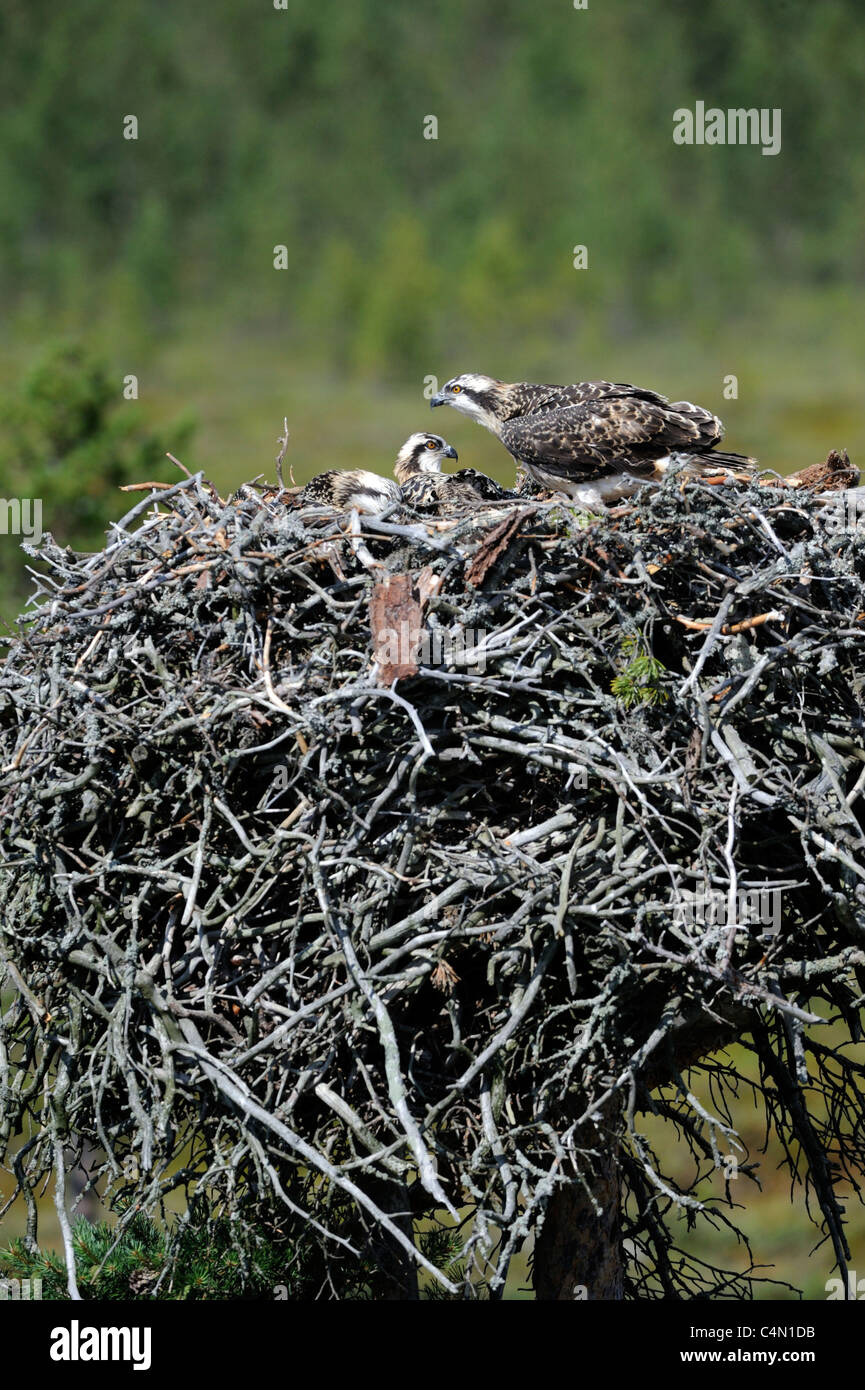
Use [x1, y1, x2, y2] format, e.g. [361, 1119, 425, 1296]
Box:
[394, 432, 508, 508]
[430, 374, 756, 510]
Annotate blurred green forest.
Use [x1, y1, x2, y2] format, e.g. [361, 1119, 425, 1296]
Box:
[1, 0, 864, 1295]
[0, 0, 863, 523]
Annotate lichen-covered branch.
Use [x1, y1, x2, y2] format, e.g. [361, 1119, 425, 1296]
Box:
[1, 471, 864, 1298]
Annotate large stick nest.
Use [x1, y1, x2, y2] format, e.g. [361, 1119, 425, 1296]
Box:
[2, 469, 865, 1298]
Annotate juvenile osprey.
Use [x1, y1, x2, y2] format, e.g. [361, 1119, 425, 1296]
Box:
[298, 469, 400, 514]
[394, 432, 508, 508]
[430, 374, 756, 509]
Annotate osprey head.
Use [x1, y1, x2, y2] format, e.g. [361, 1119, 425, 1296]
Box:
[430, 374, 507, 432]
[394, 432, 458, 484]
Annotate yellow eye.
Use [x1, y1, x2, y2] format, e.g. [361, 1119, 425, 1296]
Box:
[426, 439, 437, 449]
[452, 384, 462, 393]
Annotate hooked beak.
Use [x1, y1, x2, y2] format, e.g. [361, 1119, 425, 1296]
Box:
[443, 444, 458, 460]
[430, 391, 446, 408]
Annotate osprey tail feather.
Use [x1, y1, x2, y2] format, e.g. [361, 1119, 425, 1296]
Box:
[653, 449, 758, 484]
[702, 450, 758, 470]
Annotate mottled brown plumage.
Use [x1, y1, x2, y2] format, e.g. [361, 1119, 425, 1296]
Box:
[431, 373, 757, 508]
[298, 469, 400, 514]
[394, 432, 508, 508]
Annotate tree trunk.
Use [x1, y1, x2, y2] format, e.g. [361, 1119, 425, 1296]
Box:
[369, 1179, 420, 1300]
[533, 1134, 624, 1300]
[531, 1007, 754, 1300]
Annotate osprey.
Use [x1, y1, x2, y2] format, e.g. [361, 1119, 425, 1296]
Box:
[298, 469, 400, 514]
[430, 373, 757, 510]
[394, 432, 508, 508]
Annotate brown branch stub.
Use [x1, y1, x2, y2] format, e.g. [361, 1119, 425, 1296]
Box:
[675, 609, 782, 635]
[369, 566, 440, 685]
[785, 448, 859, 493]
[465, 506, 537, 588]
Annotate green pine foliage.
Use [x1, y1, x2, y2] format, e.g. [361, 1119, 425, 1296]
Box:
[611, 632, 670, 708]
[0, 1210, 465, 1301]
[416, 1226, 467, 1300]
[0, 1212, 303, 1301]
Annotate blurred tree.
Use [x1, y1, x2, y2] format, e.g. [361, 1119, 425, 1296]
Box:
[124, 194, 177, 320]
[0, 342, 195, 613]
[303, 237, 369, 373]
[459, 217, 528, 336]
[351, 215, 439, 381]
[1, 0, 863, 375]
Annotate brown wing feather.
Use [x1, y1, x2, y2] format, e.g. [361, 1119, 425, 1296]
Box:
[402, 470, 507, 508]
[507, 380, 671, 418]
[445, 469, 507, 501]
[500, 397, 724, 481]
[400, 475, 441, 507]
